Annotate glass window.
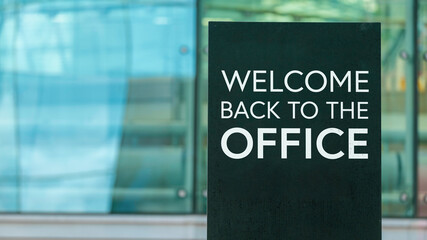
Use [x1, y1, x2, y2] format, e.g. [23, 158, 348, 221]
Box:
[0, 0, 196, 213]
[0, 0, 424, 217]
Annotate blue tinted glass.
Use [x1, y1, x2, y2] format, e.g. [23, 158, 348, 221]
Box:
[0, 0, 195, 213]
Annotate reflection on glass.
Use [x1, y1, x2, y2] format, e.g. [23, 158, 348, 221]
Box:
[0, 0, 421, 216]
[0, 0, 196, 213]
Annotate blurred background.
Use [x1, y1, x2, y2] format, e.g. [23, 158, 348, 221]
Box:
[0, 0, 426, 239]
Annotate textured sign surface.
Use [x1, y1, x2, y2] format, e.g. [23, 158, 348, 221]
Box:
[208, 22, 381, 240]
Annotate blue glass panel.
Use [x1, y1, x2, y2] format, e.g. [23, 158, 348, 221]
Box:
[0, 0, 196, 213]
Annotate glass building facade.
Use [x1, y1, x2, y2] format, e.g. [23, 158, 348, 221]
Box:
[0, 0, 426, 217]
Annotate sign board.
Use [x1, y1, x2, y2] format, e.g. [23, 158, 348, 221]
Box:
[208, 22, 381, 239]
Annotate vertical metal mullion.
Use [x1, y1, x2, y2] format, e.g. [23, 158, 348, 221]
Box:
[192, 0, 201, 214]
[413, 0, 419, 218]
[404, 0, 419, 217]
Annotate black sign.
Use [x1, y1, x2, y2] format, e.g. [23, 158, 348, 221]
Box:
[208, 22, 381, 240]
